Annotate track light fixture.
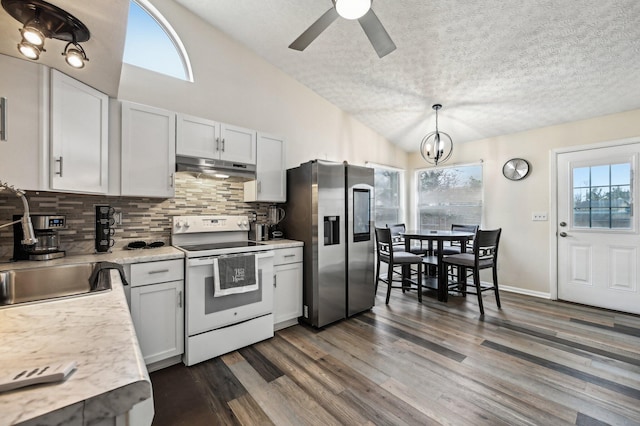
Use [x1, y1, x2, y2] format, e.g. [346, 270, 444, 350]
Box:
[419, 104, 454, 166]
[1, 0, 91, 69]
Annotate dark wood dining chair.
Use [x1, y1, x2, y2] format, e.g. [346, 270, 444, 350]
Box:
[386, 223, 427, 255]
[438, 224, 479, 255]
[442, 228, 502, 315]
[375, 227, 423, 304]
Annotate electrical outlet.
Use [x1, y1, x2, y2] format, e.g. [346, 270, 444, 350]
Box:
[532, 212, 548, 221]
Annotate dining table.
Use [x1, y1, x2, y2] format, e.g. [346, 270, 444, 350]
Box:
[400, 229, 475, 302]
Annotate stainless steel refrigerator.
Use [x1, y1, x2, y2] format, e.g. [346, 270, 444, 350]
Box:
[281, 160, 375, 327]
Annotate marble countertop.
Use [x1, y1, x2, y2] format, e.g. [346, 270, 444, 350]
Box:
[258, 239, 304, 249]
[0, 270, 151, 425]
[0, 245, 184, 272]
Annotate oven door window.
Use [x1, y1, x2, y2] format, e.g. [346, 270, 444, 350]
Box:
[204, 270, 262, 314]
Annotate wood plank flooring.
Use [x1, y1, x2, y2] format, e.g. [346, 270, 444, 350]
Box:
[150, 288, 640, 426]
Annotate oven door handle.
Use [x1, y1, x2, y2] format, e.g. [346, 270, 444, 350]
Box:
[187, 250, 274, 267]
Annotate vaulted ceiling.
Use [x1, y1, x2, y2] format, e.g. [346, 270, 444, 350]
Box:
[2, 1, 639, 152]
[176, 0, 640, 152]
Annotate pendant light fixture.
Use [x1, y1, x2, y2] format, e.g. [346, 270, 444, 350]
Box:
[1, 0, 91, 69]
[420, 104, 453, 166]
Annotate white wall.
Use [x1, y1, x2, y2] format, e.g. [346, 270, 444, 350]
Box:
[119, 1, 640, 297]
[408, 108, 640, 296]
[117, 0, 407, 170]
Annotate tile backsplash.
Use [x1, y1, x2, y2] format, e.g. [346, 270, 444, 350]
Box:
[0, 173, 273, 261]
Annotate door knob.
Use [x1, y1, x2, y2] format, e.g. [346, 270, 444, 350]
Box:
[559, 221, 567, 227]
[559, 232, 568, 237]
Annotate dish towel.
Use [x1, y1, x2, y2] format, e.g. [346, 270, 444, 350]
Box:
[213, 254, 258, 297]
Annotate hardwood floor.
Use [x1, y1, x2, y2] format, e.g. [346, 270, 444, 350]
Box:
[150, 288, 640, 425]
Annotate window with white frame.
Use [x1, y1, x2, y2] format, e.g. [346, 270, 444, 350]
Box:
[415, 163, 483, 231]
[368, 163, 405, 227]
[123, 0, 193, 81]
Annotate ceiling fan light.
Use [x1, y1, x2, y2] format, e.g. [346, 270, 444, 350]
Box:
[335, 0, 371, 20]
[17, 41, 42, 60]
[20, 24, 45, 47]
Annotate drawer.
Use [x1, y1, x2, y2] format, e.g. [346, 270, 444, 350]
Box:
[273, 247, 303, 265]
[130, 259, 184, 287]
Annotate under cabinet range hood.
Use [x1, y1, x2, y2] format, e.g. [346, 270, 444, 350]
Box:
[175, 155, 256, 179]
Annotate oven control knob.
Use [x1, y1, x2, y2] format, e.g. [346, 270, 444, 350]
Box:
[175, 220, 184, 229]
[241, 220, 248, 228]
[183, 221, 190, 229]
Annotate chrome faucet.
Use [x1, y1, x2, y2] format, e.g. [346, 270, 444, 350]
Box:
[0, 181, 37, 245]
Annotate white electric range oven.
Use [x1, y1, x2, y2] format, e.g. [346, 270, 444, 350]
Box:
[172, 215, 274, 366]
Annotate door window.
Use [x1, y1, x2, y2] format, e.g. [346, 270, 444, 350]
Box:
[572, 162, 632, 229]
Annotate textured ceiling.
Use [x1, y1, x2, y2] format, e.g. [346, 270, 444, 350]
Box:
[176, 0, 640, 152]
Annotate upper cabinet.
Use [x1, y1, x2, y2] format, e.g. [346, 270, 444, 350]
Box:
[0, 54, 49, 191]
[244, 133, 286, 203]
[0, 56, 108, 194]
[176, 114, 256, 165]
[50, 70, 109, 194]
[120, 101, 176, 198]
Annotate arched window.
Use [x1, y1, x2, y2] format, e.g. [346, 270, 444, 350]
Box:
[123, 0, 193, 82]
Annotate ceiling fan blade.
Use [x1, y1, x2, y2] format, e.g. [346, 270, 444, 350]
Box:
[358, 8, 396, 58]
[289, 7, 339, 51]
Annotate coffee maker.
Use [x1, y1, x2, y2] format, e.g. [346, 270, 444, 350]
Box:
[13, 215, 66, 261]
[267, 205, 285, 239]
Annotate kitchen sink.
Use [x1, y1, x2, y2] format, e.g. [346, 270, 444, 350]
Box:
[0, 263, 112, 308]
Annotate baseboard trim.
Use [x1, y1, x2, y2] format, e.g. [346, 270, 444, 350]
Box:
[500, 285, 551, 299]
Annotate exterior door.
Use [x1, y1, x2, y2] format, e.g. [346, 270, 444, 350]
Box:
[557, 142, 640, 314]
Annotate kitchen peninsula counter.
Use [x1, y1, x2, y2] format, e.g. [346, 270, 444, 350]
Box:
[0, 269, 152, 425]
[0, 245, 185, 272]
[258, 239, 304, 249]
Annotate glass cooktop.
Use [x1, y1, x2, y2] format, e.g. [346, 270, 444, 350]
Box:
[177, 241, 263, 252]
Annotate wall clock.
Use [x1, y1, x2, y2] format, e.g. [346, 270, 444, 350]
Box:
[502, 158, 530, 181]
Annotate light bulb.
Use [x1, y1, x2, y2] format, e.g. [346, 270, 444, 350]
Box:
[64, 48, 86, 68]
[21, 25, 45, 47]
[18, 41, 41, 60]
[335, 0, 371, 20]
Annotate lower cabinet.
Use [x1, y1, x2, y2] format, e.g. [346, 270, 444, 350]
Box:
[128, 259, 184, 371]
[273, 247, 303, 331]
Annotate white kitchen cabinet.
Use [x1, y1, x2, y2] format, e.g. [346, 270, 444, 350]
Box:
[176, 113, 256, 164]
[244, 132, 286, 202]
[129, 259, 184, 370]
[50, 69, 109, 194]
[0, 54, 49, 191]
[273, 246, 303, 330]
[121, 101, 176, 197]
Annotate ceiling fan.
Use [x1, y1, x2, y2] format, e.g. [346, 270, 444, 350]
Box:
[289, 0, 396, 58]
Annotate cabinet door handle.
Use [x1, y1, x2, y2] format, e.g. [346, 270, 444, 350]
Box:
[148, 269, 169, 274]
[177, 290, 183, 308]
[169, 173, 175, 188]
[221, 138, 225, 152]
[0, 97, 7, 141]
[216, 137, 220, 152]
[55, 157, 64, 177]
[274, 274, 277, 287]
[257, 180, 261, 193]
[284, 254, 295, 258]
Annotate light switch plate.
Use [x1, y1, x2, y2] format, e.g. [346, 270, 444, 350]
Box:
[532, 212, 548, 221]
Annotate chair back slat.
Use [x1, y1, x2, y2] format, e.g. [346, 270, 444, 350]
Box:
[386, 223, 406, 244]
[375, 227, 393, 257]
[450, 224, 478, 247]
[473, 229, 501, 262]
